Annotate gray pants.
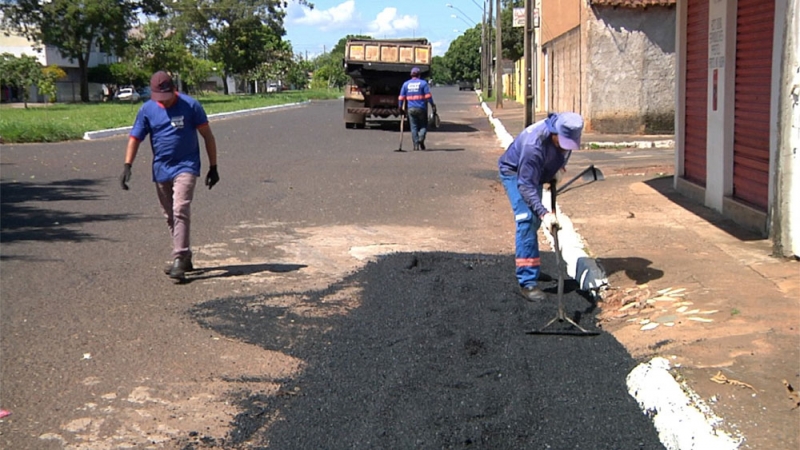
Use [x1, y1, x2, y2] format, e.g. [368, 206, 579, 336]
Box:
[155, 172, 196, 260]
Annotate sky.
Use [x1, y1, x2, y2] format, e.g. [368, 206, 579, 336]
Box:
[283, 0, 486, 58]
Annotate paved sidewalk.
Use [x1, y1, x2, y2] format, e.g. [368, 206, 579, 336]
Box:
[482, 99, 800, 449]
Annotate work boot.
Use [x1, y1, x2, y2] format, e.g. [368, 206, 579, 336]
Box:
[520, 285, 547, 302]
[419, 140, 426, 150]
[165, 257, 193, 277]
[413, 143, 420, 151]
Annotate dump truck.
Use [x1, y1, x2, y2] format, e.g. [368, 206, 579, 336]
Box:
[343, 38, 432, 129]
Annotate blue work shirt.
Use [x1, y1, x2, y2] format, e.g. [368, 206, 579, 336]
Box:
[498, 114, 570, 218]
[130, 93, 209, 183]
[398, 77, 434, 110]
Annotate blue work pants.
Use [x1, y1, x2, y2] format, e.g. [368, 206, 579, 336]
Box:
[500, 172, 543, 288]
[407, 107, 428, 146]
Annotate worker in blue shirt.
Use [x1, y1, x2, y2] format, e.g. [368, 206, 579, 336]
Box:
[498, 112, 584, 302]
[120, 71, 219, 281]
[398, 67, 436, 151]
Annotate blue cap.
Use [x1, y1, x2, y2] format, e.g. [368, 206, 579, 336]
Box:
[411, 67, 420, 76]
[554, 112, 583, 150]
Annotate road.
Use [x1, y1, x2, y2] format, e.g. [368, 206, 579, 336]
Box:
[1, 87, 666, 449]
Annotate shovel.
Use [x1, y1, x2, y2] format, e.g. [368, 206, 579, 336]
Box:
[395, 102, 407, 152]
[557, 165, 605, 194]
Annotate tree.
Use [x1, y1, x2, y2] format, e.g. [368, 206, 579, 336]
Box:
[165, 0, 313, 94]
[431, 56, 454, 85]
[444, 26, 482, 83]
[127, 20, 189, 77]
[0, 0, 164, 102]
[181, 57, 218, 94]
[0, 53, 42, 108]
[39, 65, 68, 104]
[500, 0, 524, 62]
[286, 56, 314, 90]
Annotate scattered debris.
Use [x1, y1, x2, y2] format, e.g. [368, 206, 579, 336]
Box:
[711, 371, 757, 393]
[640, 322, 659, 331]
[0, 409, 10, 419]
[783, 380, 800, 409]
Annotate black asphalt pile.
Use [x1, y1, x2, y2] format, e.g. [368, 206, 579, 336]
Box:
[191, 252, 664, 449]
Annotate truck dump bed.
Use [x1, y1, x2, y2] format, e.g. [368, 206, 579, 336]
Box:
[344, 39, 432, 84]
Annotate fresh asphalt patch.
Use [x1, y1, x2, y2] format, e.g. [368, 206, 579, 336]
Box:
[190, 252, 665, 449]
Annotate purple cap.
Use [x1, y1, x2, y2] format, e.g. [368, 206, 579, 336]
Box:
[150, 71, 175, 102]
[411, 67, 420, 76]
[555, 112, 583, 150]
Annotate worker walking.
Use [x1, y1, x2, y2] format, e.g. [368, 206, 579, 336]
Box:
[398, 67, 436, 151]
[120, 71, 220, 281]
[498, 112, 584, 301]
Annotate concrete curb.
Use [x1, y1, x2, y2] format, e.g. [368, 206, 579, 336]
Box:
[627, 358, 742, 450]
[481, 102, 742, 450]
[82, 100, 310, 140]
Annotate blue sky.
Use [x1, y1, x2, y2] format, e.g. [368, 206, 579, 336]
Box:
[283, 0, 485, 58]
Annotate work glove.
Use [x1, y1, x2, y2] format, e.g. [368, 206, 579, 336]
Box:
[432, 104, 437, 114]
[120, 163, 132, 190]
[205, 165, 219, 189]
[541, 212, 560, 232]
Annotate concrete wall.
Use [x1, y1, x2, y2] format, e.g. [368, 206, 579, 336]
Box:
[587, 5, 676, 134]
[548, 27, 582, 114]
[541, 0, 581, 44]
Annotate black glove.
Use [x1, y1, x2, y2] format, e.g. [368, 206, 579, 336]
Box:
[432, 104, 437, 113]
[205, 165, 219, 189]
[120, 163, 132, 190]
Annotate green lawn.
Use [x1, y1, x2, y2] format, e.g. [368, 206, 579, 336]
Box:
[0, 89, 342, 143]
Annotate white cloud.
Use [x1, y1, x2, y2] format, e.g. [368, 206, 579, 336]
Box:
[367, 7, 418, 36]
[287, 0, 359, 31]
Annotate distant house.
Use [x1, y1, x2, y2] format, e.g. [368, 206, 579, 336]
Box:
[0, 31, 118, 102]
[539, 0, 676, 134]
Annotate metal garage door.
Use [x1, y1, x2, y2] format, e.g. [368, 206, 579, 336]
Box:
[683, 0, 709, 185]
[732, 0, 774, 210]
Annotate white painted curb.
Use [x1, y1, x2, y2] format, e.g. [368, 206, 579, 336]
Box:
[82, 100, 310, 140]
[627, 358, 742, 449]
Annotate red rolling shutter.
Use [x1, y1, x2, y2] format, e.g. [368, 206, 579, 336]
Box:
[683, 0, 709, 185]
[732, 0, 774, 210]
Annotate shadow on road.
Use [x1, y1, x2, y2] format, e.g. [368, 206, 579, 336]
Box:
[182, 262, 307, 283]
[0, 179, 130, 248]
[187, 251, 662, 449]
[597, 256, 665, 285]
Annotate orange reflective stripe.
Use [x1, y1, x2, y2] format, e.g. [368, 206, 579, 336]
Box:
[515, 257, 541, 268]
[406, 94, 432, 101]
[398, 95, 406, 100]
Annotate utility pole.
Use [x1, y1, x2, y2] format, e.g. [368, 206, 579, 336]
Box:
[523, 0, 533, 126]
[495, 0, 503, 109]
[484, 0, 494, 97]
[480, 1, 486, 91]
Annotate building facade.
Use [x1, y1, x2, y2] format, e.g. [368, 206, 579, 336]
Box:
[540, 0, 677, 133]
[0, 32, 116, 102]
[674, 0, 799, 257]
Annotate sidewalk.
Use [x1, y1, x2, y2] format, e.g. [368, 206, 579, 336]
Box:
[481, 99, 800, 449]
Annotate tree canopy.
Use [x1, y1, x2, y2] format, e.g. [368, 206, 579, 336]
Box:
[444, 25, 482, 83]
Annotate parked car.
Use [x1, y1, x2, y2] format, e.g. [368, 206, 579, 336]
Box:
[114, 87, 140, 102]
[137, 86, 151, 101]
[457, 80, 475, 91]
[266, 83, 280, 93]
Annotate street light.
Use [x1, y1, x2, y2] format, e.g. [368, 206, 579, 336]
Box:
[451, 13, 474, 28]
[446, 3, 477, 25]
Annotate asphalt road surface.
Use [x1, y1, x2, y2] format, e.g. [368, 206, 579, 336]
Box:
[1, 87, 665, 449]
